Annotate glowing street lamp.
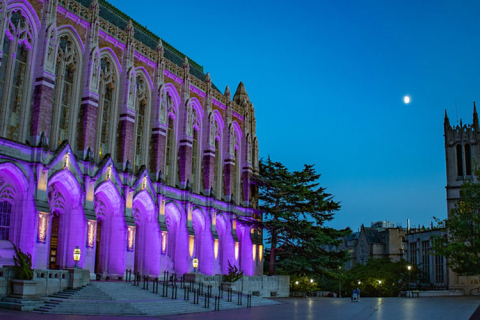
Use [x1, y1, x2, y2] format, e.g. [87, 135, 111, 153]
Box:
[295, 281, 299, 285]
[378, 280, 382, 284]
[358, 281, 361, 285]
[310, 279, 314, 283]
[192, 257, 199, 273]
[407, 265, 412, 292]
[73, 246, 81, 268]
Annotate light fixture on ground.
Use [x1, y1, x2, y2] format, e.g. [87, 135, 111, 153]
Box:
[193, 257, 199, 273]
[73, 246, 81, 268]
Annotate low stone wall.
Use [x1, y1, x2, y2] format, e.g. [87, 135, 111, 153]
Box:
[186, 274, 290, 297]
[0, 266, 90, 298]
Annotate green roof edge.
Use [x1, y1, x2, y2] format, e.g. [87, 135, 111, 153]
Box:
[98, 0, 204, 73]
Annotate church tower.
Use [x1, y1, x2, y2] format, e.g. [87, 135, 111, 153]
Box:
[444, 103, 480, 215]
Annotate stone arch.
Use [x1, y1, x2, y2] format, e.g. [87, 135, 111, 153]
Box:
[132, 189, 160, 276]
[93, 180, 125, 277]
[47, 169, 86, 269]
[215, 213, 235, 274]
[164, 201, 187, 274]
[191, 207, 213, 275]
[0, 162, 32, 252]
[236, 221, 254, 276]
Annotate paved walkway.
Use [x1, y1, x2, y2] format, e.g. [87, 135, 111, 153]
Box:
[0, 296, 479, 319]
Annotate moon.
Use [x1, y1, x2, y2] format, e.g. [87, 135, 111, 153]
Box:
[403, 95, 411, 104]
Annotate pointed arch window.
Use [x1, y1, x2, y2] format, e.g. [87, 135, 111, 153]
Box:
[465, 144, 472, 176]
[1, 10, 34, 142]
[165, 117, 174, 185]
[214, 139, 222, 197]
[234, 149, 240, 201]
[191, 129, 198, 191]
[0, 200, 12, 240]
[51, 34, 79, 147]
[134, 76, 147, 172]
[97, 56, 117, 159]
[456, 144, 463, 176]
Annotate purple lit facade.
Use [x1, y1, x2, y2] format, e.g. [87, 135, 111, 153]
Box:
[0, 0, 263, 279]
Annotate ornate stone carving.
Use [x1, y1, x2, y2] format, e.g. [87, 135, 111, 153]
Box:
[209, 114, 218, 148]
[48, 185, 65, 215]
[94, 199, 106, 219]
[0, 184, 15, 204]
[45, 26, 57, 74]
[6, 9, 33, 49]
[229, 126, 236, 157]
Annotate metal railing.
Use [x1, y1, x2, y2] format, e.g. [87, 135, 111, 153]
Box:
[123, 269, 254, 311]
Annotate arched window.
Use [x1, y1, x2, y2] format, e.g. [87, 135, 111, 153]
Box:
[0, 201, 12, 240]
[51, 34, 79, 148]
[134, 76, 148, 172]
[465, 144, 472, 176]
[1, 10, 34, 142]
[456, 144, 463, 176]
[191, 130, 198, 191]
[215, 139, 221, 197]
[165, 116, 175, 185]
[96, 56, 117, 160]
[233, 149, 239, 200]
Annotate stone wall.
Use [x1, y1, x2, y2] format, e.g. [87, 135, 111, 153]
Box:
[0, 267, 90, 298]
[188, 274, 290, 298]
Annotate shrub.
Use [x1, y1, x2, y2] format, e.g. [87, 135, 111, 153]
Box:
[13, 244, 34, 280]
[223, 260, 243, 283]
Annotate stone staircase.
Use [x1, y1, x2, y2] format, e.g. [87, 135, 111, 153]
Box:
[32, 281, 279, 316]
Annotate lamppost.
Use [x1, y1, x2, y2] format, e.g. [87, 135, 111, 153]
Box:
[193, 257, 199, 273]
[338, 266, 342, 298]
[73, 246, 81, 269]
[407, 265, 412, 294]
[378, 280, 382, 297]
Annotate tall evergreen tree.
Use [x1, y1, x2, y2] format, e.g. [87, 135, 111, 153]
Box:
[257, 158, 350, 276]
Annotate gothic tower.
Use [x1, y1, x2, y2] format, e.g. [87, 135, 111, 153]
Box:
[444, 103, 480, 215]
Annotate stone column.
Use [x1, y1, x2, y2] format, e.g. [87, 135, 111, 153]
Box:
[149, 41, 167, 180]
[30, 0, 57, 145]
[77, 0, 101, 158]
[116, 21, 136, 169]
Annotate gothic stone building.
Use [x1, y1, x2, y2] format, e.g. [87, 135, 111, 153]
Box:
[0, 0, 263, 279]
[444, 104, 480, 292]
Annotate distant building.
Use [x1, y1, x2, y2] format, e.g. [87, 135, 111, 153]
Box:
[404, 229, 448, 289]
[341, 223, 406, 269]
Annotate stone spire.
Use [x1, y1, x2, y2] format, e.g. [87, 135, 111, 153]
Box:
[233, 81, 249, 105]
[474, 102, 479, 133]
[183, 56, 190, 74]
[224, 86, 231, 100]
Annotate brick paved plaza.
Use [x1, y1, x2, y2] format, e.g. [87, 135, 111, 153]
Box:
[0, 297, 479, 320]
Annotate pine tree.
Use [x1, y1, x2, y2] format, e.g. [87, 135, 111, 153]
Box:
[257, 157, 350, 276]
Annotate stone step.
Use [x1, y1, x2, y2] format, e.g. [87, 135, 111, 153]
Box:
[32, 281, 280, 316]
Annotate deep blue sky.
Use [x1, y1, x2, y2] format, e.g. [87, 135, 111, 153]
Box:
[112, 0, 480, 230]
